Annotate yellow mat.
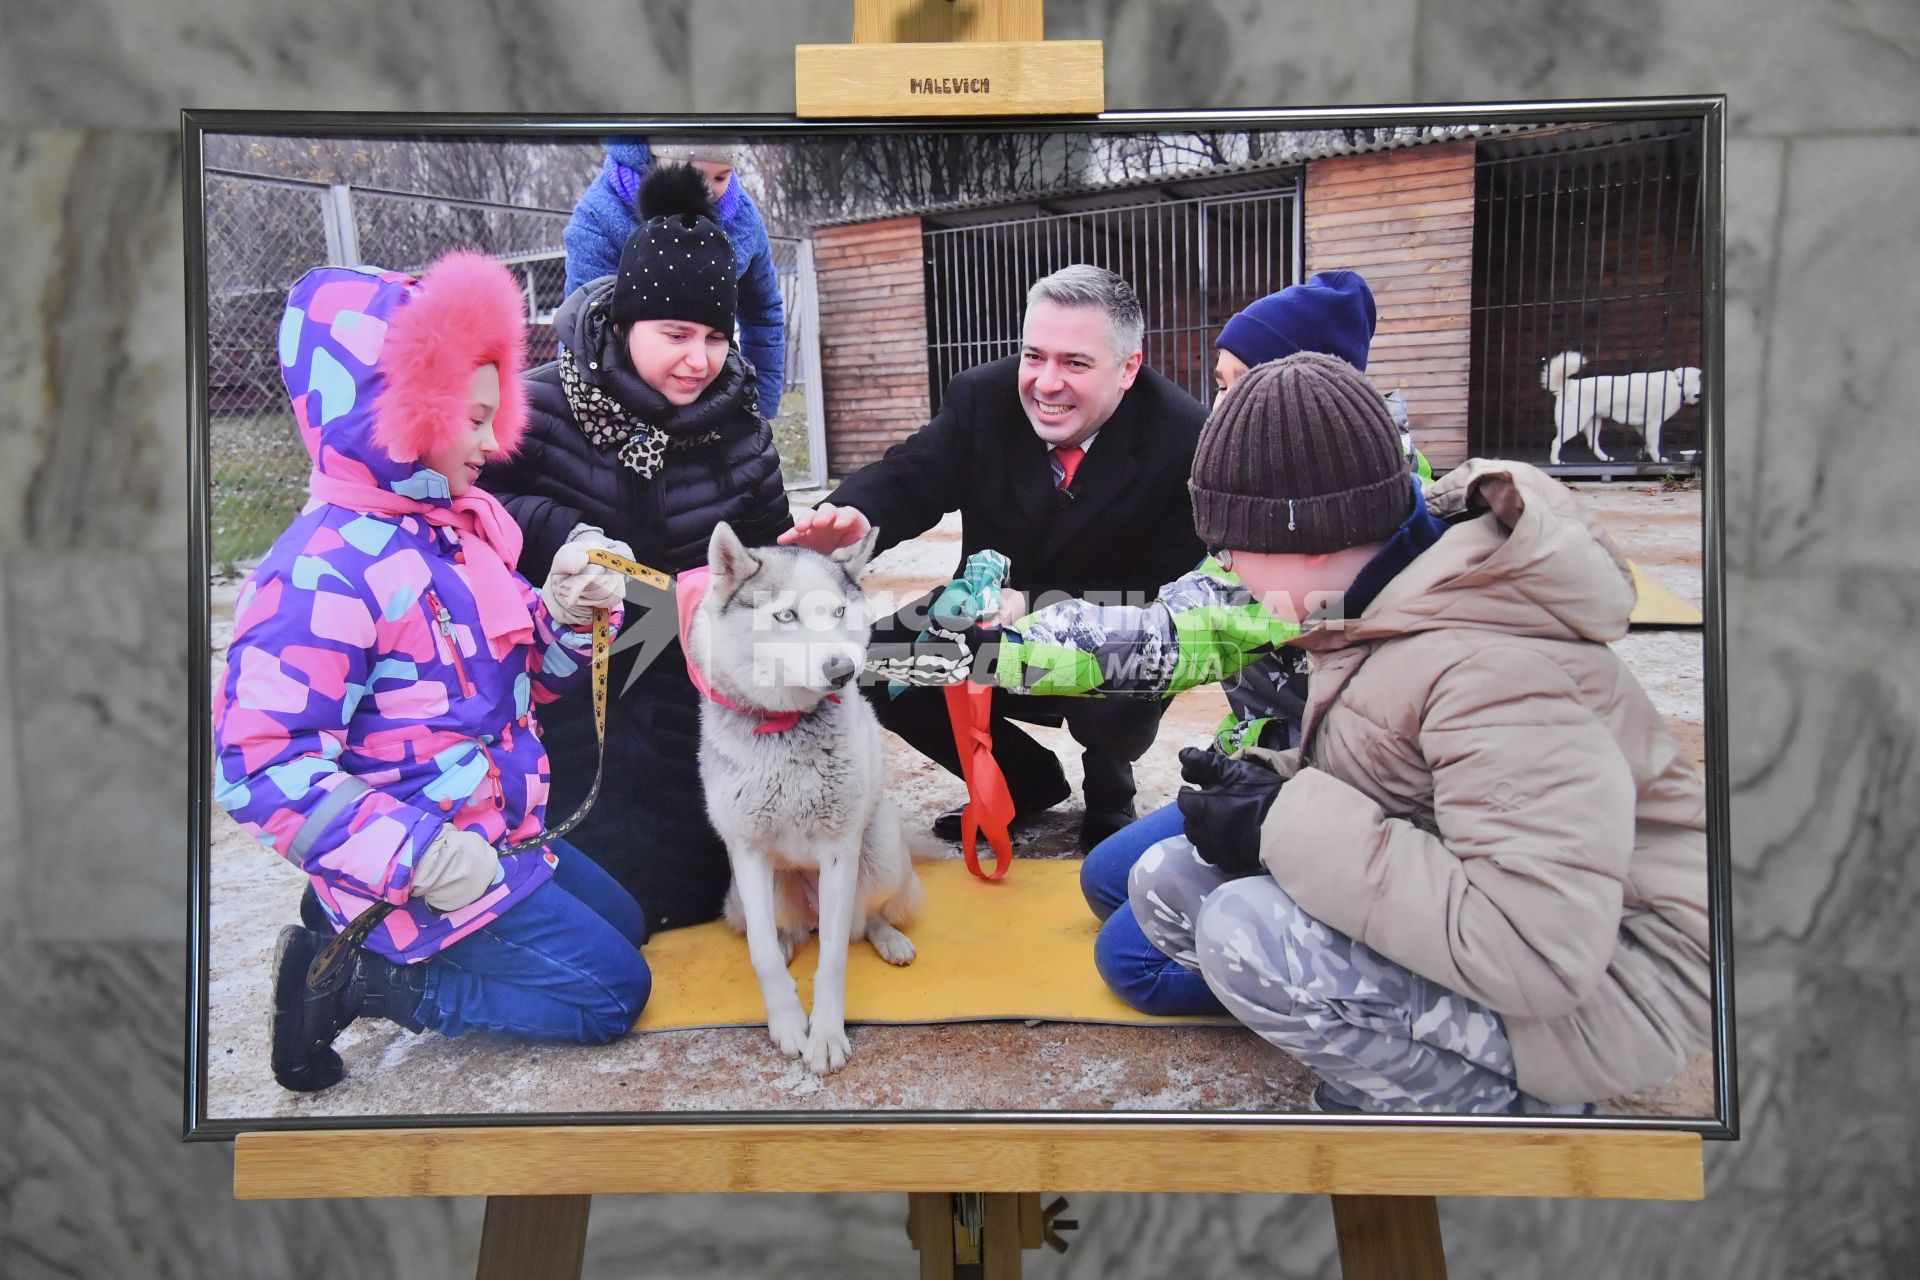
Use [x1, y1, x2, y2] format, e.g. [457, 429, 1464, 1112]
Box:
[1628, 561, 1703, 628]
[634, 858, 1229, 1032]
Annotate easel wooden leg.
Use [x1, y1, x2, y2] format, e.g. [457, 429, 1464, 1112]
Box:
[1331, 1195, 1447, 1280]
[475, 1194, 592, 1280]
[980, 1193, 1025, 1278]
[907, 1193, 956, 1280]
[906, 1193, 1041, 1279]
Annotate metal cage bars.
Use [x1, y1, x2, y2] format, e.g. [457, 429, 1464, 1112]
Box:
[920, 185, 1302, 409]
[1468, 127, 1706, 473]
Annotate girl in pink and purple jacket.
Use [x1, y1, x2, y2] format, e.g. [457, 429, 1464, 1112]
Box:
[213, 251, 650, 1092]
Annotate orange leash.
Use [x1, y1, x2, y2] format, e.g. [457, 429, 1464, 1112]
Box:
[944, 681, 1016, 879]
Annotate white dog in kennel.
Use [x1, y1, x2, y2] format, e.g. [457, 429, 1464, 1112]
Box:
[1542, 350, 1702, 464]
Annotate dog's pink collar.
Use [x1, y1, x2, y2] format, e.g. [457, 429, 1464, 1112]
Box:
[675, 565, 838, 734]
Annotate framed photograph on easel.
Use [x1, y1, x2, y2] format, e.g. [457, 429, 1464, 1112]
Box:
[185, 95, 1732, 1163]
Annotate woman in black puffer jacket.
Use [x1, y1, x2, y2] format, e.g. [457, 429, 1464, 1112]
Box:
[480, 164, 791, 933]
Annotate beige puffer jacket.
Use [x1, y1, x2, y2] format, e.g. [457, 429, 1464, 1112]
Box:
[1252, 460, 1711, 1104]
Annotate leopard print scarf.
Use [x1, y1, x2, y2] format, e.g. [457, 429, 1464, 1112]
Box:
[558, 355, 675, 477]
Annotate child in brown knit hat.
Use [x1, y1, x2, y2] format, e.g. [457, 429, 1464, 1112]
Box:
[1128, 351, 1710, 1115]
[1185, 351, 1425, 616]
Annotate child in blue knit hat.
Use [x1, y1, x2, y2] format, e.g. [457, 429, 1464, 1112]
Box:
[1214, 270, 1428, 484]
[1213, 269, 1378, 384]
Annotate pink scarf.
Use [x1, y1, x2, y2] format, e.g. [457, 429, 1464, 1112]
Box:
[308, 470, 534, 655]
[675, 565, 835, 734]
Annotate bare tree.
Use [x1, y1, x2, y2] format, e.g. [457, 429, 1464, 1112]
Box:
[745, 132, 1100, 234]
[203, 135, 604, 276]
[742, 127, 1508, 233]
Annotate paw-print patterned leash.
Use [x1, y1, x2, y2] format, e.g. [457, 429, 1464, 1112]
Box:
[306, 549, 673, 994]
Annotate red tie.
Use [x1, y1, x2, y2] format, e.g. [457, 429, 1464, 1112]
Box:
[1052, 444, 1085, 492]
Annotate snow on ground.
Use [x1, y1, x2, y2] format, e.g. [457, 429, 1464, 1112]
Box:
[202, 483, 1710, 1122]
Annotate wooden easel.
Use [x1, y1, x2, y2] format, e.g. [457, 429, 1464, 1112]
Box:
[796, 0, 1103, 117]
[234, 1123, 1704, 1278]
[230, 9, 1709, 1276]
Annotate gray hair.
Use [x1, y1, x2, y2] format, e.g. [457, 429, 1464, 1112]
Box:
[1026, 265, 1145, 360]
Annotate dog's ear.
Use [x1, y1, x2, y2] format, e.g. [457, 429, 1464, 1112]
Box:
[830, 525, 881, 580]
[708, 521, 759, 596]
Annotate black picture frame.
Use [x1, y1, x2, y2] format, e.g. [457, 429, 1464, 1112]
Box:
[184, 96, 1734, 1141]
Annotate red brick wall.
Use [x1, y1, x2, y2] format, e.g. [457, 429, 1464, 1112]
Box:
[1304, 140, 1476, 471]
[813, 217, 932, 477]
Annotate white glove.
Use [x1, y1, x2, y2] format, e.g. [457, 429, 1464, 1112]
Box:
[410, 825, 502, 913]
[541, 524, 633, 626]
[864, 627, 978, 687]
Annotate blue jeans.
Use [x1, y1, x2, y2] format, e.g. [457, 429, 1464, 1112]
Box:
[1081, 803, 1226, 1017]
[416, 840, 652, 1044]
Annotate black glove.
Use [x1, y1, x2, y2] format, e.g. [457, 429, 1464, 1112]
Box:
[1174, 746, 1285, 877]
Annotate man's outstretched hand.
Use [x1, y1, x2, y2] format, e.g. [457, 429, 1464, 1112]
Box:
[778, 502, 872, 553]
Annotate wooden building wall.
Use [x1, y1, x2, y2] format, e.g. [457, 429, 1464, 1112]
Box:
[1303, 140, 1477, 471]
[812, 217, 931, 476]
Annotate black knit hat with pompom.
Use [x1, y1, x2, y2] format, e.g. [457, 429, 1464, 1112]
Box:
[609, 162, 737, 333]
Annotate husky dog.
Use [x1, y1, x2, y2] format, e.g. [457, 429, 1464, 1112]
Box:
[1543, 351, 1702, 464]
[688, 521, 923, 1075]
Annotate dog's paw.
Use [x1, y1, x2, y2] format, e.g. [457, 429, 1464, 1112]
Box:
[867, 920, 916, 966]
[766, 1004, 809, 1058]
[802, 1019, 852, 1075]
[779, 929, 810, 966]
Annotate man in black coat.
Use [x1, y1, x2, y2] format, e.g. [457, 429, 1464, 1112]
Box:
[782, 265, 1206, 851]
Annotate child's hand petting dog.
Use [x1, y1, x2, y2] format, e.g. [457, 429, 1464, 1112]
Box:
[1175, 747, 1285, 878]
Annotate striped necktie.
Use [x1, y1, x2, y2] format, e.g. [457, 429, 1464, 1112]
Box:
[1050, 444, 1085, 492]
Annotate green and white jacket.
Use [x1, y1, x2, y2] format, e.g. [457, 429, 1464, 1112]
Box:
[989, 555, 1309, 754]
[988, 435, 1432, 754]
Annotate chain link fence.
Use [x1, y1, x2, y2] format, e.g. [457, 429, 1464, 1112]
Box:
[205, 171, 575, 571]
[762, 235, 816, 487]
[205, 173, 339, 572]
[206, 169, 819, 571]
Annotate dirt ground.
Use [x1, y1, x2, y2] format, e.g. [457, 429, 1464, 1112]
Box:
[202, 482, 1710, 1122]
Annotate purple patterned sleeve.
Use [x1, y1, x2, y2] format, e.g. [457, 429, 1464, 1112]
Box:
[212, 566, 444, 905]
[524, 579, 621, 705]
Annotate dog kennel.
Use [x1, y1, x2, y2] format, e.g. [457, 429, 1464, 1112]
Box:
[810, 123, 1704, 479]
[1468, 121, 1707, 472]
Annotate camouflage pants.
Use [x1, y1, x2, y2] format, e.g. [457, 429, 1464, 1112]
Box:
[1128, 837, 1582, 1114]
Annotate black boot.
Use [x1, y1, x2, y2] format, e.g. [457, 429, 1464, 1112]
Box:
[932, 801, 1057, 842]
[298, 884, 329, 932]
[1308, 1081, 1369, 1113]
[1078, 800, 1138, 854]
[270, 926, 430, 1093]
